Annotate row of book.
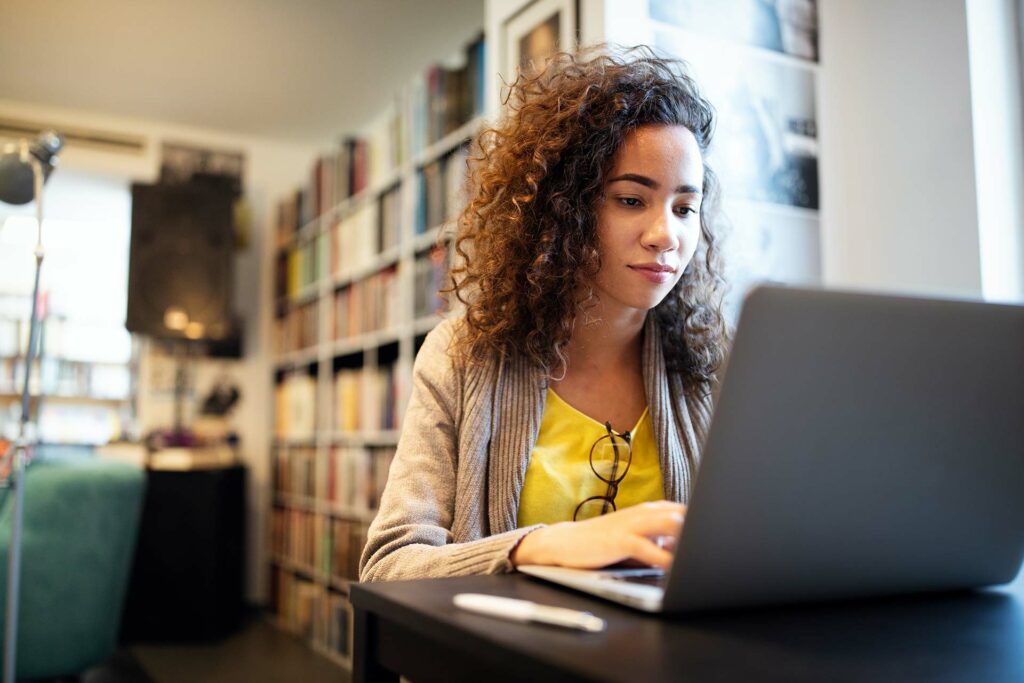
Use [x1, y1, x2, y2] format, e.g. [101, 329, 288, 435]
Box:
[275, 245, 447, 352]
[273, 446, 316, 499]
[271, 507, 319, 569]
[418, 34, 486, 152]
[326, 447, 396, 512]
[313, 138, 374, 224]
[325, 141, 470, 283]
[273, 144, 374, 255]
[274, 372, 317, 439]
[272, 301, 318, 355]
[334, 365, 402, 433]
[271, 509, 371, 583]
[273, 33, 485, 248]
[272, 445, 396, 512]
[270, 567, 352, 658]
[276, 233, 327, 301]
[271, 568, 318, 641]
[275, 191, 314, 250]
[286, 183, 403, 302]
[330, 201, 378, 277]
[0, 356, 131, 401]
[321, 590, 352, 658]
[329, 518, 369, 581]
[275, 365, 406, 438]
[417, 142, 471, 235]
[333, 266, 401, 340]
[273, 175, 413, 308]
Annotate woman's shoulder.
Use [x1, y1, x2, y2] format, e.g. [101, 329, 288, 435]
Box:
[419, 315, 466, 360]
[418, 314, 513, 391]
[416, 314, 482, 377]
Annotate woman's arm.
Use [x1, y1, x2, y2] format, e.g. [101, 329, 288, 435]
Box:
[359, 321, 540, 581]
[511, 501, 686, 569]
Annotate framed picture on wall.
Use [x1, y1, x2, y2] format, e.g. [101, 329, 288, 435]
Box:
[501, 0, 578, 85]
[160, 141, 245, 198]
[719, 202, 821, 320]
[650, 0, 819, 62]
[655, 28, 820, 210]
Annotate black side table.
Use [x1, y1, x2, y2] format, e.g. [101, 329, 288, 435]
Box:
[121, 464, 246, 642]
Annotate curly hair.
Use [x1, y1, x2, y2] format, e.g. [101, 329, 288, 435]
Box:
[446, 45, 729, 386]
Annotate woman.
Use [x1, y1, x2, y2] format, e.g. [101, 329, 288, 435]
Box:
[360, 46, 728, 581]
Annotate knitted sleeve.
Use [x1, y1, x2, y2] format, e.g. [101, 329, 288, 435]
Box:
[359, 319, 540, 581]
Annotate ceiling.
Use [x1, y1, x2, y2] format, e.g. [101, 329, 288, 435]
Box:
[0, 0, 485, 144]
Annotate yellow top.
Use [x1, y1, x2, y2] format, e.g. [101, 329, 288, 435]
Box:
[517, 388, 665, 527]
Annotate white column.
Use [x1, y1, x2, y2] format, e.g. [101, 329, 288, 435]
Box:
[966, 0, 1024, 303]
[818, 0, 984, 298]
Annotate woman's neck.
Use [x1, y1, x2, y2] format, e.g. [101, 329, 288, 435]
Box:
[560, 300, 646, 377]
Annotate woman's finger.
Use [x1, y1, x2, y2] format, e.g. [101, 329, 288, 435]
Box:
[652, 534, 677, 551]
[635, 501, 687, 513]
[626, 535, 674, 569]
[628, 508, 686, 538]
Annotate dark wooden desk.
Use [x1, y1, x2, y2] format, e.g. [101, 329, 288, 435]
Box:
[351, 571, 1024, 682]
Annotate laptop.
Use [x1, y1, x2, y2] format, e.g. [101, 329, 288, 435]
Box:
[518, 285, 1024, 612]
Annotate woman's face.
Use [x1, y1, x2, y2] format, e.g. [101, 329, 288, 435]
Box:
[592, 124, 705, 316]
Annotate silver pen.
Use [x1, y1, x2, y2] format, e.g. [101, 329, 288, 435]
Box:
[453, 593, 606, 632]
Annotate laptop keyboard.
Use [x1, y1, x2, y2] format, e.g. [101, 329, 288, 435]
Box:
[603, 568, 668, 588]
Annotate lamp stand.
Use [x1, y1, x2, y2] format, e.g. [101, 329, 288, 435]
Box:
[2, 153, 46, 683]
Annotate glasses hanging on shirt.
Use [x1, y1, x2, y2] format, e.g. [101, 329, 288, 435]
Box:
[573, 421, 633, 521]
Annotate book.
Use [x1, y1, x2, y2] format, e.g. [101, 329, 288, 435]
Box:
[332, 202, 378, 277]
[333, 368, 362, 432]
[275, 371, 317, 439]
[378, 186, 402, 252]
[413, 246, 450, 319]
[417, 160, 444, 234]
[444, 143, 471, 224]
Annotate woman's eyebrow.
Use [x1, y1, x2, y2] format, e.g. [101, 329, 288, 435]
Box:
[607, 173, 702, 195]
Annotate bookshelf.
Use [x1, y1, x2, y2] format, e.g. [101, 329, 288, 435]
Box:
[0, 316, 136, 445]
[267, 33, 485, 666]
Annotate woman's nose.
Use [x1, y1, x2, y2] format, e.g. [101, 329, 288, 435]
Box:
[641, 207, 679, 252]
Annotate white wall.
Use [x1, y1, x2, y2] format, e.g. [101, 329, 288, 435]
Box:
[0, 97, 318, 603]
[818, 0, 986, 298]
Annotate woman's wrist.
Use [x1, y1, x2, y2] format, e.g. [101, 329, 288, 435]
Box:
[511, 524, 559, 566]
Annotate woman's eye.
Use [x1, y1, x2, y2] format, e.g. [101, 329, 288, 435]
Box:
[618, 196, 642, 208]
[674, 205, 698, 217]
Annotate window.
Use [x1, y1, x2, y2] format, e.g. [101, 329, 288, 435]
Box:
[0, 169, 134, 444]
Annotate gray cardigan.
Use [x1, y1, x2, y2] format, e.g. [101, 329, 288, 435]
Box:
[358, 314, 714, 581]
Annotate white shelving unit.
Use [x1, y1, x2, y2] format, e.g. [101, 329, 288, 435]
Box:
[268, 102, 483, 665]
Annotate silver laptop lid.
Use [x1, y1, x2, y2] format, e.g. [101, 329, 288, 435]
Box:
[666, 286, 1024, 612]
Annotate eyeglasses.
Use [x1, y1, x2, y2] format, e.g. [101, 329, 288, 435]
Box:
[573, 421, 633, 522]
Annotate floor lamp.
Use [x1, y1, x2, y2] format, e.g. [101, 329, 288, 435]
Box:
[0, 131, 63, 683]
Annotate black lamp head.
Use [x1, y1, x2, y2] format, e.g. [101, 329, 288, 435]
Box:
[0, 131, 64, 205]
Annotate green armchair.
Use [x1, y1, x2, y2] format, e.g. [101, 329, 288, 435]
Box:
[0, 458, 145, 679]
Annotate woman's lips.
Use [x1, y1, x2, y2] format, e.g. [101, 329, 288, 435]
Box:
[629, 265, 675, 284]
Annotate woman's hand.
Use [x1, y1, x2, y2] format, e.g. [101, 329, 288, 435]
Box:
[510, 501, 686, 570]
